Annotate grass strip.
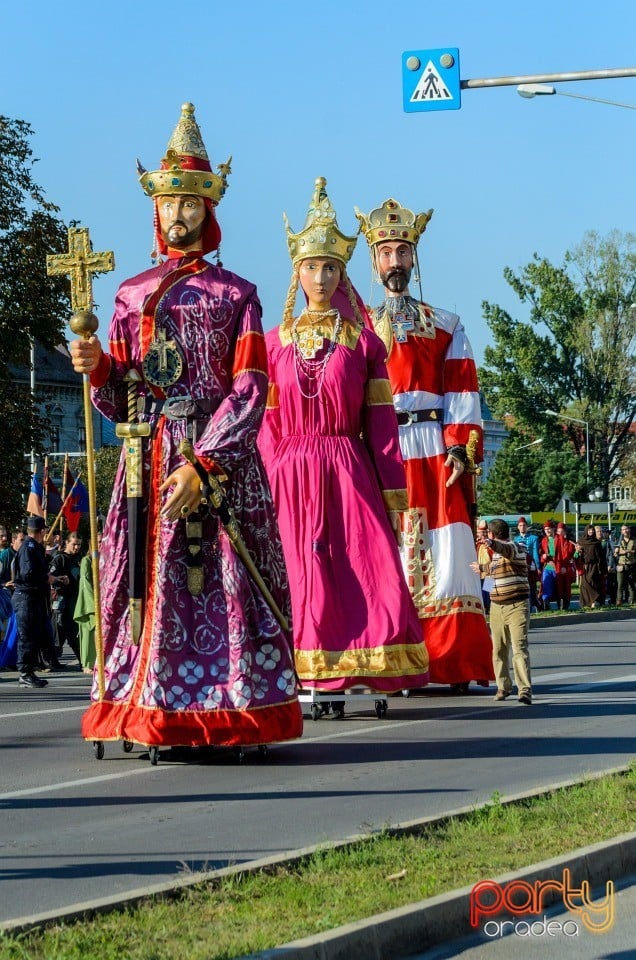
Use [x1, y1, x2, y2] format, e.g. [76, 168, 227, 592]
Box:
[2, 765, 636, 960]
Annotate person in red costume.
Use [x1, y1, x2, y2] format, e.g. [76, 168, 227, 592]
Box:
[541, 521, 577, 610]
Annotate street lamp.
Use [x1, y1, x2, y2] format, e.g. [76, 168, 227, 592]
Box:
[513, 438, 544, 452]
[545, 409, 590, 486]
[517, 83, 636, 110]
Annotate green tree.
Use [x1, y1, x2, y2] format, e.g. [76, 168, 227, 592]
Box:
[478, 428, 585, 514]
[480, 231, 636, 502]
[0, 116, 71, 526]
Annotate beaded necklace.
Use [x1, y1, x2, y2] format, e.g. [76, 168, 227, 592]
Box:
[291, 308, 343, 400]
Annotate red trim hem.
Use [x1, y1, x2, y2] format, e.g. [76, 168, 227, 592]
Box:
[81, 698, 303, 747]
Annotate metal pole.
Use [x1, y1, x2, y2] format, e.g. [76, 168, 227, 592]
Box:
[585, 421, 590, 488]
[462, 67, 636, 90]
[30, 339, 37, 477]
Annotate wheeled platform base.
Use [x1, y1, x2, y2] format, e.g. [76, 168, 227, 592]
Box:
[91, 741, 269, 765]
[298, 688, 388, 721]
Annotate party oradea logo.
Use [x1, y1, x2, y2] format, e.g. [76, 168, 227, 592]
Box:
[470, 869, 614, 939]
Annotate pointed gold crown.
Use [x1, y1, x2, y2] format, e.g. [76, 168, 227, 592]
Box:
[354, 198, 433, 247]
[284, 177, 358, 266]
[139, 103, 231, 204]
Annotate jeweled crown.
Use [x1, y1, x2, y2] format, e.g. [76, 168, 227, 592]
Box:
[138, 103, 231, 204]
[354, 198, 433, 247]
[284, 177, 358, 266]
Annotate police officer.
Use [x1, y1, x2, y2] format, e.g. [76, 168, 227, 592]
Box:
[12, 516, 56, 688]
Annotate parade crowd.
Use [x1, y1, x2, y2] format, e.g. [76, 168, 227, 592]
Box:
[1, 103, 634, 747]
[478, 517, 635, 614]
[0, 521, 98, 686]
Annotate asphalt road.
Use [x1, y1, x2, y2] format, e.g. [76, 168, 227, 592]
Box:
[1, 615, 635, 926]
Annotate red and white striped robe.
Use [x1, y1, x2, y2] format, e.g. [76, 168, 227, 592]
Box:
[371, 300, 494, 686]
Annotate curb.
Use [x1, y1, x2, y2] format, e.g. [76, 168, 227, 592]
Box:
[243, 831, 636, 960]
[2, 763, 634, 941]
[529, 608, 635, 629]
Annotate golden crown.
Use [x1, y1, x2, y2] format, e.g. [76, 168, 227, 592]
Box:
[284, 177, 358, 266]
[354, 198, 433, 247]
[138, 103, 231, 204]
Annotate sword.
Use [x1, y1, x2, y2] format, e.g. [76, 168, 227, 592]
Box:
[179, 439, 290, 633]
[115, 371, 151, 642]
[465, 429, 482, 540]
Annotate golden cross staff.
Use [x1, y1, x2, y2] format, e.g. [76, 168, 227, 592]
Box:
[47, 227, 115, 699]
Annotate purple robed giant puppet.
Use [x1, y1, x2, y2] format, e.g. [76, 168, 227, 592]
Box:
[70, 103, 302, 750]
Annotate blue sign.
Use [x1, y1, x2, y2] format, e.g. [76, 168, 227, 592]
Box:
[402, 48, 461, 113]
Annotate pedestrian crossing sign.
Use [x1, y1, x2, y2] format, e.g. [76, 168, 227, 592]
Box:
[402, 48, 461, 113]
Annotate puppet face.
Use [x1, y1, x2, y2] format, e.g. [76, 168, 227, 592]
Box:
[298, 257, 342, 307]
[375, 241, 413, 293]
[157, 194, 206, 249]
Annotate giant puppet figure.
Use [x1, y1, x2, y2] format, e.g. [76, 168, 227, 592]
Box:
[355, 199, 493, 692]
[259, 179, 429, 705]
[70, 104, 302, 750]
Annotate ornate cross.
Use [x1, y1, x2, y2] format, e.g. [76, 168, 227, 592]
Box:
[391, 313, 415, 344]
[46, 226, 115, 312]
[295, 328, 324, 359]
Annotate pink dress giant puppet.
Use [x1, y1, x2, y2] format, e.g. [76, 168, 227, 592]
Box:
[259, 179, 429, 708]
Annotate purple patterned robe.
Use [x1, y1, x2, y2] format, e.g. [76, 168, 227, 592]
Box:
[81, 255, 302, 747]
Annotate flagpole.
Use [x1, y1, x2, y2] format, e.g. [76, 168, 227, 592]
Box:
[60, 452, 69, 536]
[43, 455, 49, 526]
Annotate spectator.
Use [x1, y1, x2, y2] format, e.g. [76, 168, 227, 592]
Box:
[540, 519, 558, 609]
[554, 522, 577, 610]
[12, 516, 56, 688]
[74, 531, 102, 673]
[0, 525, 8, 552]
[514, 516, 541, 612]
[478, 518, 532, 705]
[49, 531, 83, 662]
[577, 525, 607, 608]
[0, 529, 25, 662]
[615, 525, 636, 605]
[476, 520, 493, 614]
[603, 527, 618, 605]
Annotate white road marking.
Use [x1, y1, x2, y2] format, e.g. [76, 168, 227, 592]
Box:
[3, 672, 635, 801]
[532, 671, 594, 681]
[549, 674, 636, 691]
[0, 705, 86, 721]
[0, 765, 174, 800]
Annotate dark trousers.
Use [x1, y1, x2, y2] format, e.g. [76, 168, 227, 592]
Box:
[12, 591, 51, 674]
[53, 603, 80, 660]
[617, 566, 636, 603]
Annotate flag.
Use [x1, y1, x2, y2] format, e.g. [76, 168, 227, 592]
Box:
[26, 474, 45, 517]
[62, 467, 88, 532]
[44, 470, 63, 517]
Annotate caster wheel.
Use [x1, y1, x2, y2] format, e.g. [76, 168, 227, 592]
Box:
[375, 699, 388, 719]
[149, 746, 159, 766]
[93, 740, 104, 760]
[233, 747, 245, 764]
[122, 740, 134, 753]
[310, 703, 321, 721]
[257, 744, 269, 761]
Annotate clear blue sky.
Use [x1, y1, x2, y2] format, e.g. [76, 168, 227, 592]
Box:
[3, 0, 635, 363]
